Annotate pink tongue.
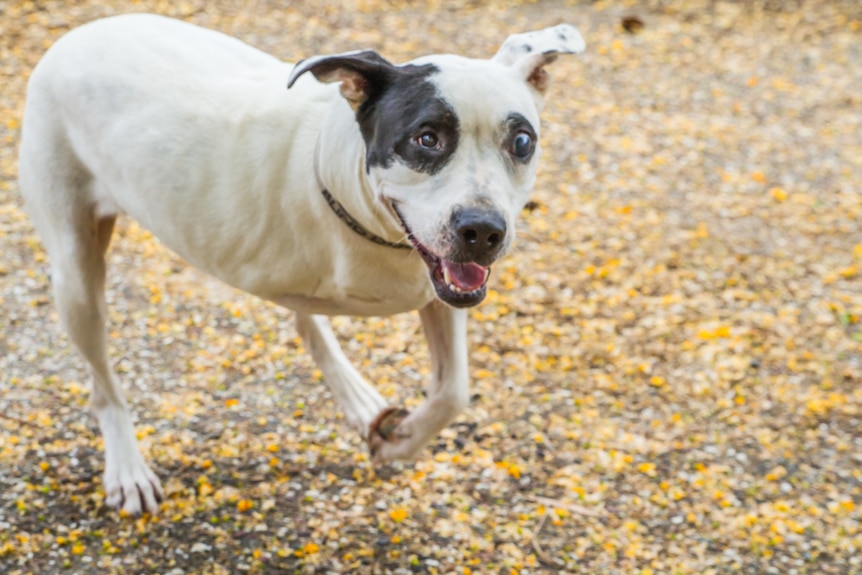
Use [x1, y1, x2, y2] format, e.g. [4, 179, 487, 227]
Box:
[442, 260, 488, 291]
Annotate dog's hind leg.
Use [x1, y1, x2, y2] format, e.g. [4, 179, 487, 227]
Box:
[295, 313, 390, 440]
[19, 143, 164, 515]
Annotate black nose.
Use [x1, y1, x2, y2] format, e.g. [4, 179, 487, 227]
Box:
[451, 207, 507, 264]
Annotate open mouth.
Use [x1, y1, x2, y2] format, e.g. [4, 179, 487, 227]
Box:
[391, 204, 491, 308]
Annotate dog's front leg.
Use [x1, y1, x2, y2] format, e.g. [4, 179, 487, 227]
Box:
[295, 313, 391, 438]
[369, 301, 469, 462]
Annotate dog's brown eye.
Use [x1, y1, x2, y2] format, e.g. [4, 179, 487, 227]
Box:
[511, 132, 534, 159]
[417, 132, 439, 149]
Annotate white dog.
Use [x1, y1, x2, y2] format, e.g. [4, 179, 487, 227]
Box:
[18, 14, 584, 515]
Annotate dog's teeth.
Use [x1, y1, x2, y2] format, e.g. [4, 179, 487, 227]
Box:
[442, 268, 466, 293]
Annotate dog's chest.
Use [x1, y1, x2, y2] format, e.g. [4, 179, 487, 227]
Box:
[266, 258, 436, 316]
[245, 243, 435, 317]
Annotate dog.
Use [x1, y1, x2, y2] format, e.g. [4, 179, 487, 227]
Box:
[18, 14, 584, 515]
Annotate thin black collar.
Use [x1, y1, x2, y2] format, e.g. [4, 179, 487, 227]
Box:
[320, 188, 412, 250]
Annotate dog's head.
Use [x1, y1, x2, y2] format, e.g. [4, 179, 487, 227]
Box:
[288, 25, 585, 308]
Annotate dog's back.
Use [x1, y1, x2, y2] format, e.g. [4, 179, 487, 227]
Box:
[19, 14, 333, 292]
[20, 13, 287, 208]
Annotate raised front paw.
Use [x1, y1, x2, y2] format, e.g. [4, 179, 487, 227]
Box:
[368, 407, 413, 463]
[103, 457, 164, 515]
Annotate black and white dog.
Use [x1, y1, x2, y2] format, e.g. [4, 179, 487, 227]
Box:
[18, 14, 584, 514]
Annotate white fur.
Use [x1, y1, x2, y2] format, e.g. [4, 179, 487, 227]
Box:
[18, 14, 582, 514]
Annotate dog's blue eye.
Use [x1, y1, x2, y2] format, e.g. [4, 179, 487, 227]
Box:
[512, 132, 534, 159]
[417, 132, 439, 149]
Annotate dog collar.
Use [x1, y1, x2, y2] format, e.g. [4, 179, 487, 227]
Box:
[320, 188, 413, 250]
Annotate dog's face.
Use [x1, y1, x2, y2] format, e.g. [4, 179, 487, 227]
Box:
[289, 25, 585, 307]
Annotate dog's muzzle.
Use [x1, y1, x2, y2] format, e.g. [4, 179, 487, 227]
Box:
[393, 204, 507, 308]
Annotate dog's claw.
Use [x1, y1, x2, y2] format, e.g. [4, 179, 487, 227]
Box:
[371, 407, 410, 440]
[368, 407, 410, 461]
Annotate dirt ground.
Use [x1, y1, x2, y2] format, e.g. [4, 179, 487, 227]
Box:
[1, 0, 861, 573]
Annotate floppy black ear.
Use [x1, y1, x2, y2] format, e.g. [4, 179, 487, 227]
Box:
[287, 50, 397, 110]
[492, 24, 585, 95]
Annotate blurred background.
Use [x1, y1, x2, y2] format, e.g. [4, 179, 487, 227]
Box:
[1, 1, 860, 573]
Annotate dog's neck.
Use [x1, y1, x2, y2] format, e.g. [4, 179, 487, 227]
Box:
[312, 131, 409, 251]
[313, 101, 407, 247]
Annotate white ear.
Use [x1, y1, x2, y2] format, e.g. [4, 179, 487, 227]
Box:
[492, 24, 585, 94]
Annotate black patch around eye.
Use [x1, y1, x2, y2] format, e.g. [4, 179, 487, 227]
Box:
[503, 112, 537, 164]
[355, 64, 460, 176]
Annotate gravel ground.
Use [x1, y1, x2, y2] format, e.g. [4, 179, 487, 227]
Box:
[1, 1, 861, 573]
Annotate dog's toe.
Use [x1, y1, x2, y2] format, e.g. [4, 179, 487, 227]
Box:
[105, 483, 124, 509]
[368, 407, 413, 462]
[369, 407, 410, 442]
